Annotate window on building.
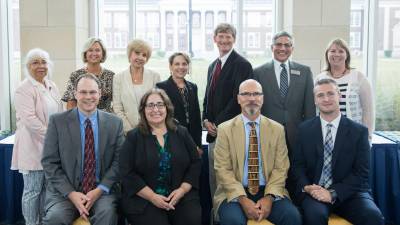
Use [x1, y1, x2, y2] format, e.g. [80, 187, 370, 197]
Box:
[351, 0, 400, 131]
[97, 0, 275, 112]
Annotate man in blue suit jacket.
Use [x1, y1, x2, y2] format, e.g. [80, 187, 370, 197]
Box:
[292, 78, 383, 225]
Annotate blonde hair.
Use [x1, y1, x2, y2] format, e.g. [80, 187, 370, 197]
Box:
[126, 39, 152, 62]
[81, 37, 107, 63]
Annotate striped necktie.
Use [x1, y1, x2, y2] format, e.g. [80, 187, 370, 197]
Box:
[82, 118, 96, 194]
[280, 63, 289, 97]
[319, 123, 334, 188]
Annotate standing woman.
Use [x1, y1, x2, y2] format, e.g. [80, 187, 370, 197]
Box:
[113, 39, 160, 133]
[62, 37, 114, 112]
[315, 38, 375, 137]
[120, 88, 201, 225]
[11, 48, 63, 225]
[156, 52, 202, 153]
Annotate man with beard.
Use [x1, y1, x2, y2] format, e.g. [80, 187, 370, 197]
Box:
[292, 78, 383, 225]
[213, 79, 301, 225]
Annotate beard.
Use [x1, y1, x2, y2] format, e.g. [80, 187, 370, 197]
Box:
[244, 104, 260, 116]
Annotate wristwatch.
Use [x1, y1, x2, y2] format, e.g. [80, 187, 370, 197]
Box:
[328, 189, 337, 204]
[266, 194, 276, 201]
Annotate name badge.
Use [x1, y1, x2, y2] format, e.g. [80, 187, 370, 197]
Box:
[291, 70, 301, 75]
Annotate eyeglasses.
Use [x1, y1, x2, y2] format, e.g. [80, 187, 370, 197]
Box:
[77, 90, 99, 96]
[145, 102, 166, 110]
[274, 43, 292, 48]
[238, 92, 263, 97]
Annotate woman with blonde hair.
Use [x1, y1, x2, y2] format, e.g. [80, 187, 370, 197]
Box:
[315, 38, 374, 138]
[113, 39, 160, 133]
[11, 48, 63, 225]
[62, 37, 115, 112]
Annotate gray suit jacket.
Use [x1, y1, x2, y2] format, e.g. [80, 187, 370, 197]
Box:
[253, 60, 315, 153]
[41, 108, 124, 204]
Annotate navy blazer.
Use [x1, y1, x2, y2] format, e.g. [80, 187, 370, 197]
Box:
[202, 49, 253, 143]
[156, 77, 202, 147]
[292, 116, 371, 204]
[119, 125, 201, 214]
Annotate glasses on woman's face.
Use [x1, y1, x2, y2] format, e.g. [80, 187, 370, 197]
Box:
[145, 102, 166, 110]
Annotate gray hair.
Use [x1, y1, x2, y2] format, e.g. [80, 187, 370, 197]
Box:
[214, 23, 237, 39]
[23, 48, 53, 79]
[81, 37, 107, 63]
[271, 31, 294, 46]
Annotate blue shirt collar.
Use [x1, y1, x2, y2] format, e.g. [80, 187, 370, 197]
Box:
[241, 114, 261, 127]
[78, 109, 98, 125]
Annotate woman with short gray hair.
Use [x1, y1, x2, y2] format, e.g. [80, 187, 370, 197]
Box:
[11, 48, 63, 225]
[62, 37, 115, 112]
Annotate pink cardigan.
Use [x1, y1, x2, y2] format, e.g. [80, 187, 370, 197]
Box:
[11, 78, 63, 171]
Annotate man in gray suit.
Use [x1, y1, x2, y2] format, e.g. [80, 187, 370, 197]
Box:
[42, 74, 124, 225]
[253, 31, 315, 196]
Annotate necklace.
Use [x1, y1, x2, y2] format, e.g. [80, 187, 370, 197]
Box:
[330, 68, 347, 79]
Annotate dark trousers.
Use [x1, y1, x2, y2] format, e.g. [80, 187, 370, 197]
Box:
[125, 198, 201, 225]
[301, 193, 384, 225]
[218, 187, 301, 225]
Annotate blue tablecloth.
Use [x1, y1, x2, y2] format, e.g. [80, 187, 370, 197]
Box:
[370, 134, 400, 225]
[1, 133, 399, 225]
[0, 135, 23, 224]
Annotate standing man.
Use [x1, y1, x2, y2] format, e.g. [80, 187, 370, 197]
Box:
[292, 78, 384, 225]
[42, 74, 124, 225]
[253, 31, 315, 155]
[214, 79, 301, 225]
[203, 23, 253, 200]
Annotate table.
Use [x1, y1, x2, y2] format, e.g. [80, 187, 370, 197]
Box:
[370, 134, 400, 225]
[0, 135, 23, 224]
[1, 133, 399, 225]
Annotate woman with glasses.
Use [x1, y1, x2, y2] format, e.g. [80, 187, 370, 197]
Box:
[119, 88, 201, 225]
[62, 37, 114, 112]
[113, 39, 160, 133]
[156, 52, 202, 155]
[11, 48, 63, 225]
[315, 38, 374, 138]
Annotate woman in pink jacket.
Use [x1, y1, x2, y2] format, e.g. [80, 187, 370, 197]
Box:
[11, 48, 63, 225]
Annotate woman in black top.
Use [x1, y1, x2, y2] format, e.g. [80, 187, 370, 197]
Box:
[120, 88, 201, 225]
[156, 52, 202, 154]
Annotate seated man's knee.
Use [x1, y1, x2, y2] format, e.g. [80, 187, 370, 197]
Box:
[43, 205, 76, 225]
[218, 203, 247, 225]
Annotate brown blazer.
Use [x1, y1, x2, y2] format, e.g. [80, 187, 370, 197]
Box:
[213, 115, 290, 215]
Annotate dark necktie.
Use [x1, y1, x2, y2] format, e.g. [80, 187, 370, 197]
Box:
[319, 123, 334, 188]
[280, 63, 289, 97]
[82, 118, 96, 194]
[211, 59, 222, 91]
[247, 122, 259, 195]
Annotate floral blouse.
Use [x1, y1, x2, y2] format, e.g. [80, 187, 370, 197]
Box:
[61, 68, 115, 112]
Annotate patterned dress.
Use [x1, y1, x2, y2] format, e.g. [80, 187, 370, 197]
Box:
[62, 68, 115, 112]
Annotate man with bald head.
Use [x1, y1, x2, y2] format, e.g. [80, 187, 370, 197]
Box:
[213, 79, 301, 225]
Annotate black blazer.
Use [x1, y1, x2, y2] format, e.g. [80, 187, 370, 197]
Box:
[119, 125, 201, 214]
[156, 77, 202, 147]
[292, 116, 371, 204]
[202, 49, 253, 143]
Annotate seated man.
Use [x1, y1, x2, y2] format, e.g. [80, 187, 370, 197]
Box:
[213, 79, 301, 225]
[41, 74, 124, 225]
[292, 78, 384, 225]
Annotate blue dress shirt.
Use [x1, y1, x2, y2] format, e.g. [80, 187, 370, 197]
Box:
[241, 115, 266, 187]
[78, 109, 109, 193]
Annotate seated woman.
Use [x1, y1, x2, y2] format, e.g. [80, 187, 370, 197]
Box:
[120, 88, 202, 225]
[156, 52, 202, 154]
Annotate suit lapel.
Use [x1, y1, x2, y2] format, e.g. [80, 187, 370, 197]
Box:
[232, 116, 246, 180]
[67, 109, 83, 172]
[259, 117, 271, 176]
[312, 118, 325, 182]
[266, 61, 282, 99]
[167, 77, 185, 107]
[286, 61, 300, 103]
[332, 117, 348, 169]
[98, 111, 108, 167]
